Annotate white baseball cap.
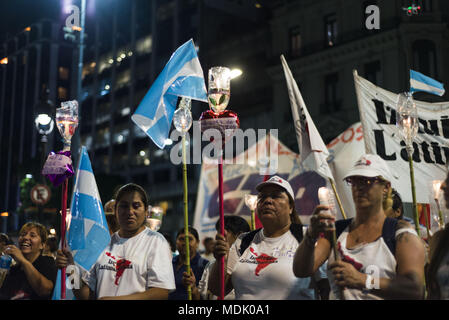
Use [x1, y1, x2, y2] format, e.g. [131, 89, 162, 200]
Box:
[256, 176, 295, 201]
[343, 154, 398, 183]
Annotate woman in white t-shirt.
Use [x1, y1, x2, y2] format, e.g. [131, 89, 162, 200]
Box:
[56, 183, 175, 300]
[293, 154, 426, 300]
[208, 176, 322, 300]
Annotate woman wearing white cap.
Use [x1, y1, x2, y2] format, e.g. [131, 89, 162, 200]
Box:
[293, 154, 426, 300]
[208, 176, 327, 300]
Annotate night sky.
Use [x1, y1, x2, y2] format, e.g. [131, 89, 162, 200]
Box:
[0, 0, 61, 43]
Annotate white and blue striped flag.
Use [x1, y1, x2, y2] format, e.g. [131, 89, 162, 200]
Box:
[410, 69, 445, 96]
[68, 146, 110, 271]
[53, 147, 110, 299]
[131, 39, 207, 149]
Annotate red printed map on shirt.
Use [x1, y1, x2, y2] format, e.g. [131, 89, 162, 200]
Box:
[249, 247, 278, 276]
[105, 252, 132, 285]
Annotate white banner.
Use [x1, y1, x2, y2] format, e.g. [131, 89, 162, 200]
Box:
[327, 122, 365, 219]
[353, 70, 449, 203]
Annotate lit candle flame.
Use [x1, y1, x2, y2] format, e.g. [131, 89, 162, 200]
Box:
[433, 180, 442, 199]
[244, 194, 258, 211]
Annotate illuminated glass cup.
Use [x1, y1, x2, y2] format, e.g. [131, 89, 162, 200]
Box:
[208, 66, 231, 114]
[396, 92, 418, 148]
[56, 100, 79, 149]
[146, 206, 163, 231]
[173, 98, 193, 134]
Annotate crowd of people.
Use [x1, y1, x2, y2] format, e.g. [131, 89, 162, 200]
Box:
[0, 153, 448, 300]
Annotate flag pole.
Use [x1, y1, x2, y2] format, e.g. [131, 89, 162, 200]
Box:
[408, 149, 421, 237]
[60, 179, 68, 299]
[424, 204, 431, 240]
[218, 150, 225, 300]
[182, 133, 192, 300]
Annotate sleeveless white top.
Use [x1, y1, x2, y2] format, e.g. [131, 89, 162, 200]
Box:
[327, 226, 416, 300]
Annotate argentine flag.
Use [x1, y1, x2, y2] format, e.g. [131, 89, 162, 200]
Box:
[131, 39, 208, 149]
[68, 146, 111, 271]
[410, 69, 445, 96]
[52, 147, 110, 300]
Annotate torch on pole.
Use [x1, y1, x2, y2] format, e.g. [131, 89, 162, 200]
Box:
[173, 97, 193, 300]
[396, 92, 420, 237]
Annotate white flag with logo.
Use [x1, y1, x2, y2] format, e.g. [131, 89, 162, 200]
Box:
[280, 55, 334, 180]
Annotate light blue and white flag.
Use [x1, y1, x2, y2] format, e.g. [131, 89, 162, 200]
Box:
[410, 69, 445, 96]
[52, 269, 76, 300]
[131, 39, 208, 149]
[67, 146, 111, 272]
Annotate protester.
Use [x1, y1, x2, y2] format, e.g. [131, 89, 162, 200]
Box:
[42, 236, 58, 260]
[293, 154, 426, 300]
[104, 199, 119, 235]
[384, 188, 403, 219]
[56, 183, 175, 300]
[385, 188, 429, 240]
[209, 176, 321, 300]
[427, 171, 449, 299]
[0, 233, 10, 254]
[168, 226, 209, 300]
[197, 215, 250, 300]
[201, 237, 215, 262]
[0, 222, 57, 300]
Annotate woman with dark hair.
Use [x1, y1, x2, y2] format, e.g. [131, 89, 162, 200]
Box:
[209, 176, 320, 300]
[56, 183, 175, 300]
[168, 226, 209, 300]
[427, 172, 449, 299]
[0, 222, 57, 300]
[197, 215, 251, 300]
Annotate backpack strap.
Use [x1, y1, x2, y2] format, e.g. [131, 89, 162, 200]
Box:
[335, 217, 397, 255]
[381, 217, 398, 255]
[239, 229, 261, 256]
[335, 218, 353, 238]
[289, 223, 304, 243]
[238, 223, 304, 256]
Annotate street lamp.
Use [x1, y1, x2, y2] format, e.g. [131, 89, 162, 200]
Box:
[34, 87, 55, 175]
[33, 87, 55, 225]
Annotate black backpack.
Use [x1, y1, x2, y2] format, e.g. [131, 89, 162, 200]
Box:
[335, 217, 398, 255]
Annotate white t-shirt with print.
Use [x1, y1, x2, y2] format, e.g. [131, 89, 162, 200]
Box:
[83, 227, 175, 298]
[327, 226, 417, 300]
[227, 229, 315, 300]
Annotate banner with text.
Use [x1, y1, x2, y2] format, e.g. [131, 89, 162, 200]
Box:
[353, 71, 449, 203]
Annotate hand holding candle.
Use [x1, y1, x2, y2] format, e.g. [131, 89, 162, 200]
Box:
[318, 187, 337, 230]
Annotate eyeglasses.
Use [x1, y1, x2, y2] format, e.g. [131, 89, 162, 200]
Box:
[345, 176, 386, 188]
